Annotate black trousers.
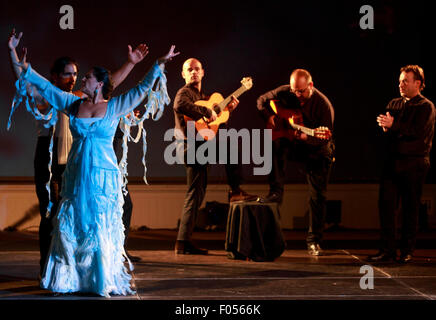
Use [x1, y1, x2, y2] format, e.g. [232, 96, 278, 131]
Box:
[269, 138, 333, 245]
[378, 157, 429, 255]
[34, 136, 64, 273]
[176, 141, 242, 241]
[122, 185, 133, 249]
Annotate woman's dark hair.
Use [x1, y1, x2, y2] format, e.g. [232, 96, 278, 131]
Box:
[50, 56, 79, 77]
[92, 66, 114, 99]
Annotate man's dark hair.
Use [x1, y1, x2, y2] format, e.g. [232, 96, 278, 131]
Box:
[400, 65, 425, 90]
[50, 56, 79, 76]
[92, 66, 114, 100]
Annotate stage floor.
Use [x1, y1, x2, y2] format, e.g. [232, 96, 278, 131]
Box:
[0, 229, 435, 301]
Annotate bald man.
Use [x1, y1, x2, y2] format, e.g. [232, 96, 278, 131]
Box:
[173, 58, 257, 255]
[257, 69, 335, 256]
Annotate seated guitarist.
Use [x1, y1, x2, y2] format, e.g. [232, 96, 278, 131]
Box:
[257, 69, 335, 257]
[173, 58, 258, 255]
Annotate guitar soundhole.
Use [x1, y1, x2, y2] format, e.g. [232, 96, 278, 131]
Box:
[213, 105, 221, 115]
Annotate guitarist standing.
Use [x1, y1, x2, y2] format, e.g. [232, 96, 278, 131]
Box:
[257, 69, 335, 256]
[173, 58, 257, 255]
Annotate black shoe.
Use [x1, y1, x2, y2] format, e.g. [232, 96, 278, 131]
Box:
[175, 240, 208, 255]
[397, 253, 413, 263]
[307, 243, 324, 256]
[263, 192, 282, 203]
[126, 251, 141, 263]
[366, 251, 396, 262]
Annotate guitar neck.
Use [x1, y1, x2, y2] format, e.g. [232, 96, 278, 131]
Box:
[290, 123, 315, 136]
[217, 86, 247, 112]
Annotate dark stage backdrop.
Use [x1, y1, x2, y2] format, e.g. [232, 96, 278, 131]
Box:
[0, 0, 435, 183]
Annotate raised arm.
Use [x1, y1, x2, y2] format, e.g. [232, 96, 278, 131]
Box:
[15, 52, 80, 113]
[111, 45, 179, 118]
[8, 29, 23, 80]
[111, 44, 149, 88]
[8, 29, 47, 108]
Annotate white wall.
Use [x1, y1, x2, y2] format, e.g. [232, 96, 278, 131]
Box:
[1, 183, 436, 231]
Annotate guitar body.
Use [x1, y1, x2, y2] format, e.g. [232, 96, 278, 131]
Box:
[267, 105, 305, 141]
[183, 77, 253, 140]
[268, 99, 332, 141]
[191, 93, 230, 138]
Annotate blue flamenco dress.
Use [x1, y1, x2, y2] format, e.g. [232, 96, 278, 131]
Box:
[16, 62, 167, 297]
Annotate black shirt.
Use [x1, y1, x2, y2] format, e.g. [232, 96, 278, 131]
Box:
[173, 83, 212, 139]
[385, 94, 435, 158]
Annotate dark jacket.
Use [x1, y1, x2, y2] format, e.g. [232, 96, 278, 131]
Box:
[385, 94, 435, 158]
[173, 83, 211, 139]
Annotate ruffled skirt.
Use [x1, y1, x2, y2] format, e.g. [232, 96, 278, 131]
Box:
[40, 167, 134, 297]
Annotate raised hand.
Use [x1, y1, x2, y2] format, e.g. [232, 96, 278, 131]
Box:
[14, 47, 29, 71]
[8, 28, 23, 50]
[158, 45, 180, 64]
[128, 43, 149, 64]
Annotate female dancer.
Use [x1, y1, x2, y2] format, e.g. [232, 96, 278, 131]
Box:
[13, 44, 179, 297]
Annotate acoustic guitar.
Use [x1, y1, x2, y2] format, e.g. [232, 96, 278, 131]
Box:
[268, 100, 331, 141]
[184, 77, 253, 140]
